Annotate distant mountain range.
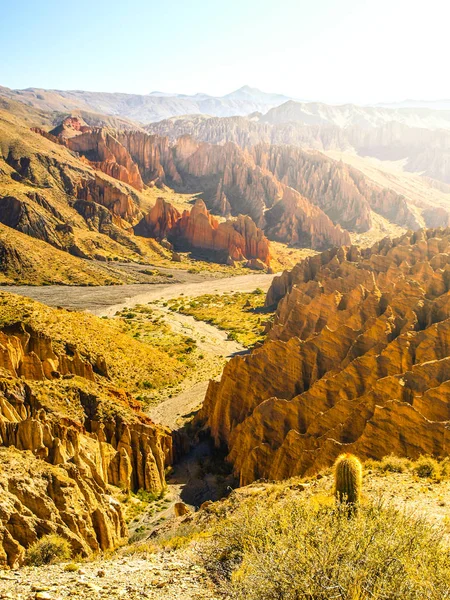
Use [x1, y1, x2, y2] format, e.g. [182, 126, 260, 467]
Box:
[1, 84, 450, 129]
[0, 85, 292, 124]
[376, 99, 450, 111]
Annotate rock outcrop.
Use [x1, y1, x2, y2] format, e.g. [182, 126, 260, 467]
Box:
[0, 318, 172, 566]
[199, 227, 450, 485]
[0, 446, 126, 568]
[116, 131, 182, 186]
[250, 144, 421, 232]
[31, 118, 377, 249]
[138, 198, 271, 265]
[67, 128, 144, 192]
[158, 136, 351, 248]
[265, 187, 351, 250]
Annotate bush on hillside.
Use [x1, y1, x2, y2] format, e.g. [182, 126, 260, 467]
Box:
[413, 455, 440, 479]
[202, 497, 450, 599]
[25, 534, 71, 566]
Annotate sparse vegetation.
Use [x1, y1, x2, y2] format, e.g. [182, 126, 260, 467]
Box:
[165, 290, 274, 347]
[0, 293, 219, 402]
[413, 455, 441, 480]
[371, 454, 412, 473]
[25, 534, 71, 566]
[202, 495, 450, 600]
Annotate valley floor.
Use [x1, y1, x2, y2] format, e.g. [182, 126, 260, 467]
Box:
[0, 549, 219, 600]
[0, 269, 276, 314]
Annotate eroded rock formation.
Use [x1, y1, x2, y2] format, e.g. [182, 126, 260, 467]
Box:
[138, 197, 271, 265]
[67, 129, 144, 191]
[31, 119, 364, 249]
[0, 446, 126, 568]
[200, 227, 450, 484]
[0, 320, 172, 566]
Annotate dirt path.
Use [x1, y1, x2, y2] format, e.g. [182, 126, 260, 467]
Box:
[92, 272, 275, 318]
[146, 307, 245, 429]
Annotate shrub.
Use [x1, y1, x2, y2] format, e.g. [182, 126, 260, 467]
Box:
[201, 497, 450, 600]
[379, 454, 411, 473]
[26, 534, 71, 566]
[413, 455, 440, 479]
[334, 453, 362, 505]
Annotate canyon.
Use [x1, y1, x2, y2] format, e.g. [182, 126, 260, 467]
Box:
[1, 86, 450, 589]
[3, 93, 449, 289]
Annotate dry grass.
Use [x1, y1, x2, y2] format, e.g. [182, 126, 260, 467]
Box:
[0, 292, 199, 396]
[26, 534, 71, 566]
[201, 495, 450, 600]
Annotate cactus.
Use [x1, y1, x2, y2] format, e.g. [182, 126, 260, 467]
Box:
[334, 453, 362, 506]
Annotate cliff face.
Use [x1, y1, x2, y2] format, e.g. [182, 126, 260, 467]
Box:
[200, 228, 450, 485]
[0, 446, 126, 568]
[250, 144, 422, 232]
[0, 317, 172, 566]
[147, 115, 450, 219]
[31, 118, 387, 250]
[67, 128, 144, 191]
[1, 110, 164, 276]
[45, 116, 145, 191]
[116, 131, 182, 186]
[265, 187, 351, 250]
[139, 197, 271, 265]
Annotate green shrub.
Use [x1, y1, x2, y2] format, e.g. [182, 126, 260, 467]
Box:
[413, 455, 440, 479]
[379, 454, 411, 473]
[26, 534, 71, 566]
[202, 497, 450, 600]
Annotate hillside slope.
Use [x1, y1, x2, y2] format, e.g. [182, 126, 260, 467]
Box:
[199, 227, 450, 484]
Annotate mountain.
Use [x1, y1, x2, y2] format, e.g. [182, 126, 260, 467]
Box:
[0, 107, 190, 285]
[0, 85, 293, 124]
[199, 227, 450, 485]
[262, 100, 450, 130]
[377, 99, 450, 110]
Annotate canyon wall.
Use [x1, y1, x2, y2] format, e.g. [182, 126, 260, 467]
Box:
[0, 318, 172, 567]
[199, 227, 450, 484]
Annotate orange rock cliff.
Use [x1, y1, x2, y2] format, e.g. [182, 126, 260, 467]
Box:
[0, 316, 172, 567]
[138, 197, 271, 265]
[198, 227, 450, 485]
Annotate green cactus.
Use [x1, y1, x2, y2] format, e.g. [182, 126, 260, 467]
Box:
[334, 453, 362, 506]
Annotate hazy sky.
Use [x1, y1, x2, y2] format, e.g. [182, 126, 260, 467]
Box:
[1, 0, 448, 104]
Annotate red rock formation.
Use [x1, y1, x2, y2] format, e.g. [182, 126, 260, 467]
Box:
[139, 197, 182, 238]
[139, 197, 271, 265]
[49, 115, 92, 139]
[67, 129, 144, 191]
[35, 117, 144, 191]
[172, 136, 282, 228]
[117, 131, 182, 186]
[199, 227, 450, 484]
[76, 174, 141, 226]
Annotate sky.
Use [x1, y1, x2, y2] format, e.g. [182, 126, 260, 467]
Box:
[0, 0, 448, 104]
